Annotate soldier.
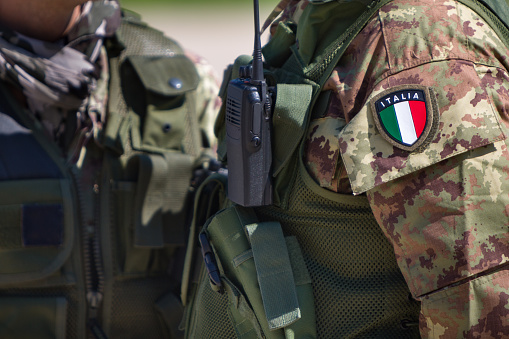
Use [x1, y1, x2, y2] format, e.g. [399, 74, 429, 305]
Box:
[0, 0, 220, 338]
[184, 0, 509, 338]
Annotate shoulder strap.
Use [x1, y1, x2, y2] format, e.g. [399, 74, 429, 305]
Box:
[475, 1, 509, 28]
[304, 0, 394, 86]
[181, 172, 228, 306]
[457, 0, 509, 50]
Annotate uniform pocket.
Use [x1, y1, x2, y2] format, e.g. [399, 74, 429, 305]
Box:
[121, 55, 201, 154]
[420, 268, 509, 338]
[0, 179, 74, 286]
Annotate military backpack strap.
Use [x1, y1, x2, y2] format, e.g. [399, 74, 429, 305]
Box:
[303, 0, 393, 85]
[456, 0, 509, 50]
[473, 0, 509, 30]
[181, 171, 228, 307]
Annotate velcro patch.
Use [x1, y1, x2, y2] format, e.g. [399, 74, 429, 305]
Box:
[370, 85, 439, 152]
[22, 204, 64, 247]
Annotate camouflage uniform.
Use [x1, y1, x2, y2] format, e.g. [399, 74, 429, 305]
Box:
[292, 0, 509, 337]
[0, 1, 219, 338]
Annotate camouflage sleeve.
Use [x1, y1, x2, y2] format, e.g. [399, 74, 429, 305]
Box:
[185, 51, 221, 150]
[331, 1, 509, 336]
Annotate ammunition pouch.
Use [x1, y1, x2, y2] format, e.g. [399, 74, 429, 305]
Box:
[183, 204, 316, 339]
[0, 99, 77, 339]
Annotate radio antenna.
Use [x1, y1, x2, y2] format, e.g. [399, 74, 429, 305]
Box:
[252, 0, 264, 82]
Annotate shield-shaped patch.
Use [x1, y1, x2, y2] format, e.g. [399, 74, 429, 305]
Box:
[370, 85, 439, 152]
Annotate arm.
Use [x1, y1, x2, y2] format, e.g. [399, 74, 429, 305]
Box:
[366, 142, 509, 337]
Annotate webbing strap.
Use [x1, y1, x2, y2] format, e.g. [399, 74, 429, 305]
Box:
[476, 1, 509, 29]
[133, 154, 167, 247]
[181, 172, 228, 306]
[132, 152, 194, 247]
[457, 0, 509, 51]
[246, 221, 301, 330]
[272, 84, 314, 176]
[304, 0, 393, 86]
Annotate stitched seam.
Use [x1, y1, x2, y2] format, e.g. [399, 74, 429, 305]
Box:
[379, 9, 392, 71]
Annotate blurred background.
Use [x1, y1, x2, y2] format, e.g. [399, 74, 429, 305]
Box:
[119, 0, 275, 80]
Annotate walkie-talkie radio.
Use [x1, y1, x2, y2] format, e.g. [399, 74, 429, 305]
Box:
[225, 0, 273, 207]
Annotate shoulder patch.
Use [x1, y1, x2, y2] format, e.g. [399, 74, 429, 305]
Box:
[370, 85, 439, 152]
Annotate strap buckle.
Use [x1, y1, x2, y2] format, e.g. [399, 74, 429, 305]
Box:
[199, 233, 224, 293]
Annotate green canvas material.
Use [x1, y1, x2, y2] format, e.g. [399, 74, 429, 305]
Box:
[246, 221, 301, 330]
[478, 0, 509, 29]
[198, 205, 316, 339]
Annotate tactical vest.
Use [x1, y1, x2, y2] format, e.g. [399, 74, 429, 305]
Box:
[0, 12, 206, 339]
[181, 0, 509, 338]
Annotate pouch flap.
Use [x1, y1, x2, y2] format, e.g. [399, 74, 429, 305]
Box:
[125, 55, 199, 97]
[246, 222, 301, 330]
[262, 22, 296, 68]
[339, 84, 506, 194]
[273, 83, 314, 176]
[128, 151, 194, 248]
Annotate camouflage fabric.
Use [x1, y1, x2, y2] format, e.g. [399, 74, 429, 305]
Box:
[0, 0, 121, 144]
[185, 51, 222, 149]
[261, 0, 306, 35]
[298, 0, 509, 337]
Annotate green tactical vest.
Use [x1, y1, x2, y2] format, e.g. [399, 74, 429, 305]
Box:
[0, 11, 206, 339]
[182, 0, 509, 338]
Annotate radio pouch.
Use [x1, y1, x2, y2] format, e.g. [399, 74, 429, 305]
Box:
[188, 205, 316, 339]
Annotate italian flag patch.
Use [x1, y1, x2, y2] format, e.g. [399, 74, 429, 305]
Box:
[371, 85, 438, 152]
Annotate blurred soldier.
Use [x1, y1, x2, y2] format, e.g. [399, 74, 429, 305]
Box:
[0, 0, 220, 338]
[183, 0, 509, 338]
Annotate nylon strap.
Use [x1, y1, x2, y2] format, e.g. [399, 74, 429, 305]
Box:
[304, 0, 394, 85]
[272, 84, 314, 176]
[181, 172, 228, 306]
[475, 0, 509, 29]
[246, 221, 301, 330]
[133, 154, 166, 247]
[456, 0, 509, 51]
[131, 152, 193, 247]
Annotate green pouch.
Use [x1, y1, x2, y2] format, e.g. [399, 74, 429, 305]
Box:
[118, 54, 201, 156]
[113, 150, 194, 274]
[0, 179, 74, 338]
[191, 205, 316, 339]
[262, 22, 297, 68]
[105, 31, 203, 276]
[0, 179, 75, 286]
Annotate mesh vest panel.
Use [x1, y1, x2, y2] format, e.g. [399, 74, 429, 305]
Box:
[254, 169, 421, 338]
